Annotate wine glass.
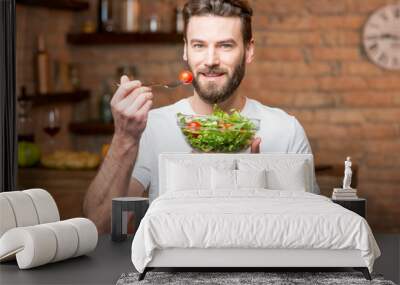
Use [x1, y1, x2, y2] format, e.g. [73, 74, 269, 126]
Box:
[43, 107, 61, 153]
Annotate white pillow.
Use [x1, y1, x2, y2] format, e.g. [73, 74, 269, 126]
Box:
[266, 163, 307, 191]
[238, 158, 308, 191]
[236, 169, 267, 189]
[167, 163, 210, 191]
[166, 159, 235, 192]
[211, 169, 267, 190]
[211, 168, 236, 190]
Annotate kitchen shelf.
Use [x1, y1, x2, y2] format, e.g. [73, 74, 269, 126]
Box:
[67, 32, 183, 45]
[27, 90, 90, 106]
[69, 121, 114, 135]
[16, 0, 89, 11]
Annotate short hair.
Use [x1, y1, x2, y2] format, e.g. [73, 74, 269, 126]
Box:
[183, 0, 253, 46]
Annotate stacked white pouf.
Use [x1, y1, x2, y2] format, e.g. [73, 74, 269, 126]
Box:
[0, 189, 98, 269]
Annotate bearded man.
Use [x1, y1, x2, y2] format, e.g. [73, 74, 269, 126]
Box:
[84, 0, 319, 233]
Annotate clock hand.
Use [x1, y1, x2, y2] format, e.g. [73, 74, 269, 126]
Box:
[366, 34, 400, 40]
[381, 33, 400, 40]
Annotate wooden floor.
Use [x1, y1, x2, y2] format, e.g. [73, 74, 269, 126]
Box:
[374, 234, 400, 284]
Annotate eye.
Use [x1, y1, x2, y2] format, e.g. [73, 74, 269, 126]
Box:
[220, 44, 233, 49]
[192, 43, 204, 49]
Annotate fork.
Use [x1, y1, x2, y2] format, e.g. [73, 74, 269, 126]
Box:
[114, 80, 183, 89]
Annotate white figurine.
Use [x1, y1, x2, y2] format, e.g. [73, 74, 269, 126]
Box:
[343, 156, 353, 189]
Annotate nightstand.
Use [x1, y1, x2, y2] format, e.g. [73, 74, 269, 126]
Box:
[332, 198, 366, 218]
[111, 197, 149, 242]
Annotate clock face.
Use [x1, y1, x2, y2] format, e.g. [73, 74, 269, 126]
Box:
[363, 4, 400, 70]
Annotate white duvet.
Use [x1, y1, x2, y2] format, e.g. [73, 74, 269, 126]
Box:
[131, 190, 380, 273]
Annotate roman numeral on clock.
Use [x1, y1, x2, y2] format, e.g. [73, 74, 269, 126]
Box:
[394, 8, 400, 18]
[380, 13, 389, 21]
[368, 43, 379, 52]
[378, 53, 388, 64]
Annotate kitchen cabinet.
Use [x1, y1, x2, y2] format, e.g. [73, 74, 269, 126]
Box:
[17, 168, 96, 219]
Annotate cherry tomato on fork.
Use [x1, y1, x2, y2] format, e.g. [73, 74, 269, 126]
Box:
[179, 71, 193, 84]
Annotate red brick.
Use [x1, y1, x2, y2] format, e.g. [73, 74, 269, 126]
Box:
[322, 30, 361, 46]
[260, 92, 336, 108]
[317, 139, 366, 151]
[362, 109, 400, 123]
[259, 32, 322, 46]
[366, 154, 400, 168]
[259, 92, 294, 107]
[305, 124, 363, 139]
[254, 15, 313, 31]
[340, 92, 396, 107]
[288, 110, 315, 123]
[366, 141, 400, 153]
[319, 77, 368, 91]
[346, 0, 398, 14]
[367, 76, 400, 90]
[314, 143, 365, 160]
[306, 0, 347, 14]
[295, 93, 336, 107]
[257, 76, 319, 91]
[341, 62, 385, 75]
[255, 0, 307, 14]
[255, 15, 364, 31]
[311, 47, 362, 61]
[361, 124, 399, 139]
[393, 94, 400, 105]
[247, 62, 332, 76]
[315, 109, 365, 123]
[256, 47, 304, 61]
[361, 184, 400, 204]
[312, 15, 365, 29]
[289, 109, 367, 124]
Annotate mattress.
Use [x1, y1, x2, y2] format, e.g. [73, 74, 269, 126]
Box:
[131, 190, 380, 273]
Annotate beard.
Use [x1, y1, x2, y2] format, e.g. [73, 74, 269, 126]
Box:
[188, 56, 246, 105]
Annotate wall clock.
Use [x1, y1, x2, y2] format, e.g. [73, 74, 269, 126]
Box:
[363, 4, 400, 70]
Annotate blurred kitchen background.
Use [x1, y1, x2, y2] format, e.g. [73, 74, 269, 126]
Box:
[15, 0, 400, 233]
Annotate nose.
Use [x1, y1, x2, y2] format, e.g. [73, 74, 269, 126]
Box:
[205, 47, 220, 67]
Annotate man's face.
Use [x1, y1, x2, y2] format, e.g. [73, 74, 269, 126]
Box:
[183, 16, 254, 104]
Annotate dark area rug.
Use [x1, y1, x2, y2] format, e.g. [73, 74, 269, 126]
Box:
[116, 271, 396, 285]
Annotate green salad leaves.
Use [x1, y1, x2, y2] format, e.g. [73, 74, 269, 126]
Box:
[177, 105, 259, 153]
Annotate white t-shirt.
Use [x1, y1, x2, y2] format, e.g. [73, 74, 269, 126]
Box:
[132, 97, 320, 202]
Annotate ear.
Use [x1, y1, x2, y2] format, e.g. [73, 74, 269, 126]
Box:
[183, 39, 188, 61]
[245, 38, 255, 64]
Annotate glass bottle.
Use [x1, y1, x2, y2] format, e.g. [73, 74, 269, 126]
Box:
[121, 0, 140, 32]
[35, 35, 50, 94]
[17, 86, 35, 142]
[98, 0, 113, 32]
[149, 14, 159, 32]
[174, 7, 184, 33]
[99, 81, 113, 124]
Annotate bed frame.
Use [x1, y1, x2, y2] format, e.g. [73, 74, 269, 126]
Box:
[138, 153, 371, 281]
[140, 248, 371, 280]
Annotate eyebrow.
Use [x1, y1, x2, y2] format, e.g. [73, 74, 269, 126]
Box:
[190, 39, 237, 45]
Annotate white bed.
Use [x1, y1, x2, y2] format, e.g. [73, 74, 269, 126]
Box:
[131, 153, 380, 280]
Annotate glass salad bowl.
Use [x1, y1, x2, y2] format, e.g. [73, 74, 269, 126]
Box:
[177, 108, 260, 153]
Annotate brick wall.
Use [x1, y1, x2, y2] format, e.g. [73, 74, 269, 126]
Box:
[16, 0, 400, 232]
[245, 0, 400, 233]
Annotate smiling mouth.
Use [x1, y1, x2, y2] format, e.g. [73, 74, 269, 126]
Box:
[200, 73, 225, 78]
